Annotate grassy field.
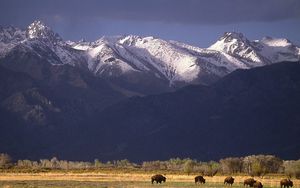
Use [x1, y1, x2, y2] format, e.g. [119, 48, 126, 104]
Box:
[0, 181, 261, 188]
[0, 173, 299, 188]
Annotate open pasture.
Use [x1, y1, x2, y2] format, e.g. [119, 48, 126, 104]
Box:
[0, 173, 299, 188]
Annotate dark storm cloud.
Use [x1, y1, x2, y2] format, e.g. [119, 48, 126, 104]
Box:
[0, 0, 300, 26]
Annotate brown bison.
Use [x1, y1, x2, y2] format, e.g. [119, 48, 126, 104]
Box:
[195, 175, 206, 184]
[244, 178, 257, 187]
[280, 179, 293, 188]
[224, 176, 235, 186]
[151, 174, 166, 184]
[253, 181, 263, 188]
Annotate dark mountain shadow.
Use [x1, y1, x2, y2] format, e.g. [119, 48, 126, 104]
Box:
[85, 61, 300, 161]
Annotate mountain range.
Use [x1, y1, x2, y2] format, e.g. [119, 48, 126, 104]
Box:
[0, 21, 299, 161]
[1, 21, 299, 94]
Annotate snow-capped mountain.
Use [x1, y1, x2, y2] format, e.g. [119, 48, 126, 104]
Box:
[77, 35, 204, 84]
[27, 20, 62, 43]
[1, 21, 86, 67]
[0, 26, 26, 58]
[26, 21, 87, 66]
[69, 32, 299, 87]
[253, 37, 300, 63]
[208, 32, 266, 66]
[209, 32, 300, 67]
[1, 21, 299, 93]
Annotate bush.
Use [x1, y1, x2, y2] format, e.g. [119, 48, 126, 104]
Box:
[243, 155, 283, 177]
[284, 160, 300, 179]
[0, 153, 12, 169]
[220, 157, 243, 174]
[183, 159, 195, 175]
[194, 161, 219, 176]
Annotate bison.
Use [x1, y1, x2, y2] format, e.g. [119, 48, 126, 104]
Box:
[151, 174, 166, 184]
[244, 178, 257, 187]
[224, 176, 235, 186]
[253, 181, 263, 188]
[195, 175, 206, 184]
[280, 179, 293, 188]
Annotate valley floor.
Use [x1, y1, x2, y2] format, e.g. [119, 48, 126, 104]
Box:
[0, 173, 299, 188]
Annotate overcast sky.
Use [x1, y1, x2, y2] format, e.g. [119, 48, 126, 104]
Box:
[1, 0, 299, 47]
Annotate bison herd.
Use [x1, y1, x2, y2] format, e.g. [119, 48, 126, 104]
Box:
[150, 174, 294, 188]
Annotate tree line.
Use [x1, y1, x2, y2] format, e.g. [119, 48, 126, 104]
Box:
[0, 153, 299, 179]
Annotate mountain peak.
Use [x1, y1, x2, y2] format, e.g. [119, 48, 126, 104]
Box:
[209, 32, 266, 64]
[30, 20, 47, 28]
[27, 20, 49, 38]
[118, 35, 159, 46]
[209, 32, 250, 51]
[220, 32, 248, 43]
[26, 20, 62, 43]
[119, 35, 141, 44]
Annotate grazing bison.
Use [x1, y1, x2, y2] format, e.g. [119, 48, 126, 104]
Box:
[151, 174, 166, 184]
[280, 179, 293, 188]
[253, 181, 263, 188]
[224, 176, 235, 186]
[195, 175, 206, 184]
[244, 178, 257, 187]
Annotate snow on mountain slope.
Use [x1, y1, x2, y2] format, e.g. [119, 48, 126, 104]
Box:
[27, 20, 63, 43]
[63, 32, 300, 85]
[0, 21, 86, 66]
[253, 37, 300, 63]
[170, 40, 248, 72]
[75, 36, 142, 76]
[66, 39, 91, 51]
[208, 32, 268, 67]
[71, 35, 201, 84]
[209, 32, 300, 68]
[73, 35, 248, 85]
[1, 21, 300, 88]
[0, 26, 26, 58]
[26, 21, 87, 66]
[117, 35, 200, 83]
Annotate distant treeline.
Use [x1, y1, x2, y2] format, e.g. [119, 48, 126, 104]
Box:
[0, 153, 299, 179]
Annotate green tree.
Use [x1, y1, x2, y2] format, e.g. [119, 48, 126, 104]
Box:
[183, 159, 195, 175]
[251, 160, 266, 177]
[166, 158, 184, 171]
[208, 161, 220, 176]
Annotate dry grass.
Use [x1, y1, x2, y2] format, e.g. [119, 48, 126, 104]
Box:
[0, 173, 299, 188]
